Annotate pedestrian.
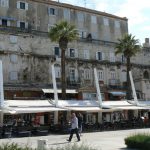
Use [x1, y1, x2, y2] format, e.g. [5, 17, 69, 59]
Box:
[67, 113, 80, 142]
[78, 113, 83, 136]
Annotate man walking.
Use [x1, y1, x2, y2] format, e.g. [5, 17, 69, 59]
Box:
[78, 113, 83, 136]
[67, 113, 80, 142]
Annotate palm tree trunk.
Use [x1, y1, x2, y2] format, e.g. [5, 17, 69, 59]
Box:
[126, 57, 131, 100]
[61, 48, 66, 100]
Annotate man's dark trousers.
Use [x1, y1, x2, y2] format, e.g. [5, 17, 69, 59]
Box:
[69, 128, 80, 141]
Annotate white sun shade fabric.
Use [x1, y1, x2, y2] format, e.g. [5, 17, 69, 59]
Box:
[42, 89, 77, 94]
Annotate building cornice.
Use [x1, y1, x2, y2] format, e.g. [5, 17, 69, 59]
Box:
[30, 0, 128, 21]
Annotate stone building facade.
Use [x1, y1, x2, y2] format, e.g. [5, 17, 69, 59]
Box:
[0, 0, 150, 100]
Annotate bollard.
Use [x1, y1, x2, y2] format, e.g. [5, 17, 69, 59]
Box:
[37, 139, 48, 150]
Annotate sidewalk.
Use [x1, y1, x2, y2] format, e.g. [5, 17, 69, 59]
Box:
[0, 128, 149, 150]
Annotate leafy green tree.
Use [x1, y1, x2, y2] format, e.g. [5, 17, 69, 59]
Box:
[48, 21, 79, 100]
[115, 34, 141, 100]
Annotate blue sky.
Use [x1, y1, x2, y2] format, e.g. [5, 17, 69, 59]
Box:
[53, 0, 150, 44]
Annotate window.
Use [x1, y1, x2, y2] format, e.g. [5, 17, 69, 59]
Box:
[48, 7, 56, 15]
[54, 47, 60, 57]
[143, 71, 149, 79]
[91, 16, 97, 24]
[84, 49, 89, 59]
[115, 20, 120, 28]
[84, 69, 91, 80]
[17, 1, 28, 10]
[110, 52, 115, 62]
[10, 71, 18, 80]
[110, 71, 116, 79]
[0, 0, 9, 7]
[78, 30, 87, 38]
[83, 93, 96, 100]
[20, 22, 25, 29]
[70, 49, 75, 57]
[103, 18, 109, 26]
[121, 70, 126, 82]
[54, 65, 61, 78]
[10, 54, 18, 63]
[96, 52, 104, 60]
[121, 55, 126, 63]
[92, 32, 98, 39]
[77, 12, 84, 22]
[20, 2, 25, 9]
[64, 8, 70, 20]
[98, 70, 104, 80]
[69, 68, 75, 81]
[2, 19, 7, 26]
[17, 21, 27, 29]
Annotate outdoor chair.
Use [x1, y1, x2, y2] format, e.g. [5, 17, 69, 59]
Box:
[16, 126, 32, 137]
[34, 126, 49, 136]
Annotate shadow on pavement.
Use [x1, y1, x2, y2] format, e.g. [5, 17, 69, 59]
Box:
[49, 141, 69, 145]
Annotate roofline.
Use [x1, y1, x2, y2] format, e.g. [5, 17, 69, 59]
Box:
[30, 0, 128, 21]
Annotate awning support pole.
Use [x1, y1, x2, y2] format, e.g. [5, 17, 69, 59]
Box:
[0, 60, 4, 108]
[94, 68, 102, 108]
[51, 63, 58, 107]
[129, 71, 139, 105]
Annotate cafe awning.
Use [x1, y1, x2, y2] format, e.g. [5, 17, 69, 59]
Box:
[66, 106, 114, 112]
[42, 89, 77, 94]
[2, 100, 67, 114]
[108, 91, 126, 96]
[5, 107, 66, 114]
[115, 106, 150, 110]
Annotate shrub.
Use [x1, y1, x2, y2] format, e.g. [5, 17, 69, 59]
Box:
[0, 143, 33, 150]
[0, 143, 97, 150]
[125, 133, 150, 150]
[49, 143, 97, 150]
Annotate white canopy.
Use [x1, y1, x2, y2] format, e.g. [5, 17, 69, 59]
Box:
[1, 100, 150, 114]
[42, 89, 77, 94]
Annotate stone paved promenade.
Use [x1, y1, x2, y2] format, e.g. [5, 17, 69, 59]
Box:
[1, 128, 150, 150]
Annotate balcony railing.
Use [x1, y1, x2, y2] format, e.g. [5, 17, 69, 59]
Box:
[67, 77, 81, 88]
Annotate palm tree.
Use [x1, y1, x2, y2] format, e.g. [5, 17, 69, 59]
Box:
[48, 21, 79, 100]
[115, 34, 141, 100]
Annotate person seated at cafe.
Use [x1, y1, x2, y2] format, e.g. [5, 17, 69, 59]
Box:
[33, 116, 40, 127]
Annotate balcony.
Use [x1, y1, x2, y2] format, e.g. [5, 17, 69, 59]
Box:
[0, 26, 48, 37]
[67, 77, 81, 88]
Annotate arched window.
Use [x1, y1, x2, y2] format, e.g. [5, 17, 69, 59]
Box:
[84, 68, 91, 80]
[143, 70, 149, 79]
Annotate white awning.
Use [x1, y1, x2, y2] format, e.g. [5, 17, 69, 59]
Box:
[67, 107, 114, 112]
[3, 107, 66, 114]
[42, 89, 77, 94]
[109, 91, 126, 96]
[115, 106, 150, 110]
